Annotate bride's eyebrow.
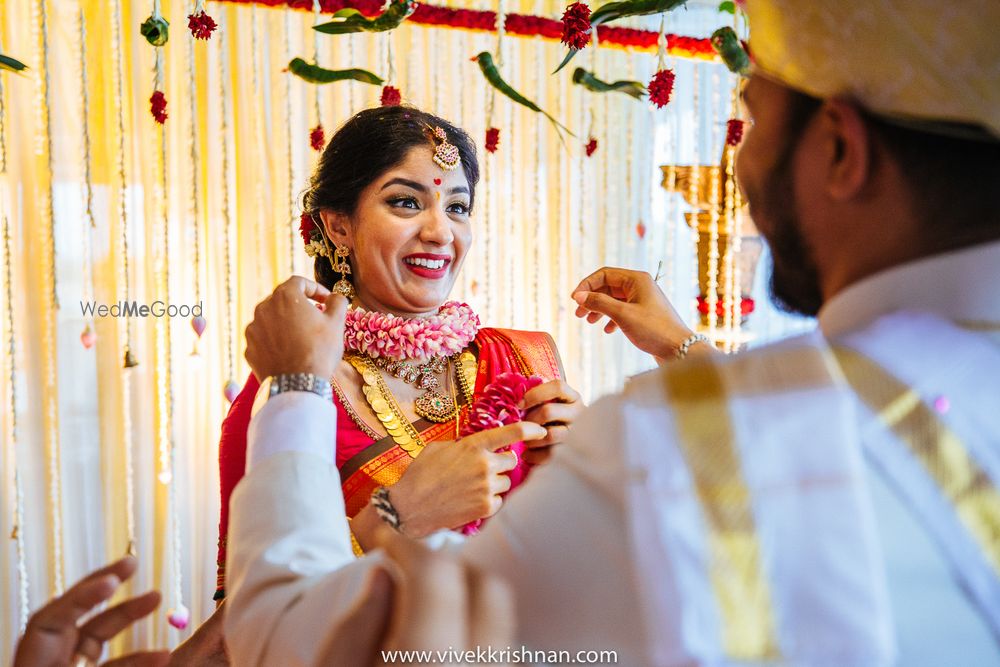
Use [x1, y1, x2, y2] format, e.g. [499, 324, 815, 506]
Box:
[380, 177, 426, 193]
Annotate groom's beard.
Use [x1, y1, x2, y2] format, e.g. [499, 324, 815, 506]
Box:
[750, 140, 824, 317]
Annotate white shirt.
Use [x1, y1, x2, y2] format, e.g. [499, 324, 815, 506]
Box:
[227, 241, 1000, 666]
[819, 240, 1000, 666]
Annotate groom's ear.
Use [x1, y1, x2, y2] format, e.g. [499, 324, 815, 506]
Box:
[319, 210, 352, 247]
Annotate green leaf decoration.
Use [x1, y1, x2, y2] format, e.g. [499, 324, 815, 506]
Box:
[288, 58, 384, 85]
[0, 53, 28, 73]
[474, 52, 574, 140]
[314, 0, 416, 35]
[589, 0, 689, 26]
[572, 67, 646, 100]
[718, 1, 736, 14]
[140, 15, 170, 47]
[711, 26, 750, 75]
[554, 0, 688, 73]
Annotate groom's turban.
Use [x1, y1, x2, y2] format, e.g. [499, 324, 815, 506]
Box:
[744, 0, 1000, 141]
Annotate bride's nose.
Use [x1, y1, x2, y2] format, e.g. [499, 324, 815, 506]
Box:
[419, 205, 454, 246]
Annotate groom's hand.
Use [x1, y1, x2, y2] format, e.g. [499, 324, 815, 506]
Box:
[572, 267, 710, 362]
[245, 276, 348, 381]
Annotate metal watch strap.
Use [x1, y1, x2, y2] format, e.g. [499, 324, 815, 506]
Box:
[268, 373, 333, 402]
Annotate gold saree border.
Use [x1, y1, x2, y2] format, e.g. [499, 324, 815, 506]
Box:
[663, 360, 781, 660]
[834, 347, 1000, 579]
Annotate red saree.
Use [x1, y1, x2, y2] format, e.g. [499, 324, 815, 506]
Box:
[214, 327, 561, 600]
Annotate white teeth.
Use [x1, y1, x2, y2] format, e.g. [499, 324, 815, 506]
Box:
[404, 257, 446, 269]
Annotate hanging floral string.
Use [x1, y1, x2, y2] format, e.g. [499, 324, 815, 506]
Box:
[4, 213, 30, 634]
[380, 23, 401, 106]
[689, 62, 701, 321]
[188, 0, 206, 349]
[532, 2, 543, 328]
[483, 0, 506, 154]
[143, 1, 170, 124]
[78, 7, 97, 351]
[35, 0, 65, 596]
[111, 0, 138, 559]
[706, 66, 721, 339]
[188, 0, 217, 39]
[648, 16, 675, 109]
[219, 14, 240, 404]
[309, 0, 324, 151]
[283, 11, 295, 275]
[250, 5, 271, 299]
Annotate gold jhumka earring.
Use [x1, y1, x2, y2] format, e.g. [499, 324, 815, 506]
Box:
[332, 245, 356, 300]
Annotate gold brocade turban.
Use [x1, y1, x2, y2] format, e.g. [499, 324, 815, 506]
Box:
[744, 0, 1000, 141]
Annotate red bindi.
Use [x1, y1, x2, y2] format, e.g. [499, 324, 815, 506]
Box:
[433, 178, 442, 186]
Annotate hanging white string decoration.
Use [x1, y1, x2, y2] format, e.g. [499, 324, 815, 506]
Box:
[219, 13, 240, 405]
[78, 6, 98, 351]
[188, 0, 207, 350]
[34, 0, 66, 597]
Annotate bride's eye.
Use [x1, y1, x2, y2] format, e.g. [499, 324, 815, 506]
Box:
[388, 196, 420, 210]
[447, 202, 470, 215]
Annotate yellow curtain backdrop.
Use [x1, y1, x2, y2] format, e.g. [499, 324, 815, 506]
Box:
[0, 0, 791, 659]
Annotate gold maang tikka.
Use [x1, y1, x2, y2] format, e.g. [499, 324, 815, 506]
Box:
[428, 125, 461, 171]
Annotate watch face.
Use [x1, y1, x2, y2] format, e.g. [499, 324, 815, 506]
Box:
[250, 377, 271, 419]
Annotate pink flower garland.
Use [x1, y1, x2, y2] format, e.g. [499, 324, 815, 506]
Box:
[459, 372, 543, 535]
[344, 301, 480, 361]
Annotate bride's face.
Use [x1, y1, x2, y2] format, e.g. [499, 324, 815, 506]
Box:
[325, 145, 473, 317]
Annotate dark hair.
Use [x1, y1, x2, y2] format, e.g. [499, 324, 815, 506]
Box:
[302, 105, 480, 289]
[861, 113, 1000, 249]
[784, 89, 1000, 248]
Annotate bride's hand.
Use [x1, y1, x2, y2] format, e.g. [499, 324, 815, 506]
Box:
[519, 380, 583, 466]
[388, 422, 547, 538]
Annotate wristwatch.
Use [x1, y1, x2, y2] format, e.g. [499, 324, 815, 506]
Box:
[250, 373, 333, 418]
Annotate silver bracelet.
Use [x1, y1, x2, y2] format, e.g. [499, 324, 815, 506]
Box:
[268, 373, 333, 402]
[677, 333, 710, 359]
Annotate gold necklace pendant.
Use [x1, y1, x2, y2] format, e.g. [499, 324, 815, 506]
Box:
[414, 388, 457, 423]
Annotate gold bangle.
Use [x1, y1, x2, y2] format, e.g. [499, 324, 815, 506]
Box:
[347, 518, 364, 557]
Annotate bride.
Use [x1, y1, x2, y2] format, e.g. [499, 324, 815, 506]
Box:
[214, 105, 583, 602]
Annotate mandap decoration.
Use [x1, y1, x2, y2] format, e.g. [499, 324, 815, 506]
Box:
[0, 0, 774, 658]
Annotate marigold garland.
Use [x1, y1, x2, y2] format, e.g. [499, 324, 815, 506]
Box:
[216, 1, 717, 60]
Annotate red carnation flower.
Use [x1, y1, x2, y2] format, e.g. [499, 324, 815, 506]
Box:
[648, 69, 675, 109]
[726, 119, 745, 146]
[380, 85, 402, 107]
[485, 127, 500, 153]
[462, 372, 543, 436]
[585, 137, 598, 157]
[187, 10, 217, 40]
[309, 124, 325, 151]
[560, 2, 591, 50]
[459, 372, 544, 535]
[299, 212, 315, 245]
[150, 90, 168, 124]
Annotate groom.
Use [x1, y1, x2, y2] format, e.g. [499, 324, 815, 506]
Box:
[225, 0, 1000, 665]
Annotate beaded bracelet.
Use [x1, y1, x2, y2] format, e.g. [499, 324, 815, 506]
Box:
[677, 333, 711, 359]
[370, 486, 402, 532]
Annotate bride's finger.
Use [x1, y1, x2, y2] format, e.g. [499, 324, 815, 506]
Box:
[604, 320, 618, 334]
[586, 311, 603, 324]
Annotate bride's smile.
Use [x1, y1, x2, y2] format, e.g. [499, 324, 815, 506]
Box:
[321, 144, 472, 318]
